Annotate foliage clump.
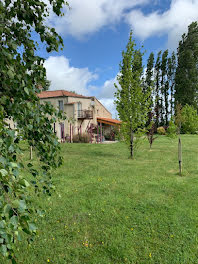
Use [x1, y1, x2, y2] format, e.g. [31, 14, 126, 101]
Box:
[0, 0, 68, 262]
[181, 105, 198, 134]
[73, 133, 91, 143]
[157, 127, 166, 135]
[166, 119, 177, 138]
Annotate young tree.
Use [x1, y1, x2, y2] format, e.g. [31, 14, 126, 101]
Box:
[175, 22, 198, 109]
[146, 112, 158, 149]
[114, 31, 150, 158]
[0, 0, 68, 262]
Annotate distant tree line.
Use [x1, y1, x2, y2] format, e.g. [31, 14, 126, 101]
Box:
[115, 21, 198, 158]
[144, 21, 198, 129]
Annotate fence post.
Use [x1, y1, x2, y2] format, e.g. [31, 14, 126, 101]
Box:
[178, 137, 182, 176]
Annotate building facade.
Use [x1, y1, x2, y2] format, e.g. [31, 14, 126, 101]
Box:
[38, 90, 121, 142]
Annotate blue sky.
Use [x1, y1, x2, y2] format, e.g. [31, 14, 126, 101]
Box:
[40, 0, 198, 117]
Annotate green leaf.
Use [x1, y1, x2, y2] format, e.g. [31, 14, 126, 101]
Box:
[3, 204, 12, 216]
[18, 200, 26, 212]
[0, 244, 7, 257]
[10, 216, 18, 227]
[24, 87, 29, 95]
[0, 169, 8, 177]
[7, 69, 14, 79]
[9, 163, 18, 168]
[19, 179, 30, 187]
[28, 223, 37, 232]
[0, 221, 5, 229]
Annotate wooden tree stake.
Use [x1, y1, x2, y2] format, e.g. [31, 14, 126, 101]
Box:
[178, 137, 182, 176]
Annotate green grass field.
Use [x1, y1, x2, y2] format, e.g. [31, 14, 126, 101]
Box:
[2, 135, 198, 264]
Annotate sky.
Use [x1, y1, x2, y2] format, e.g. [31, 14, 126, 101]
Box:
[38, 0, 198, 117]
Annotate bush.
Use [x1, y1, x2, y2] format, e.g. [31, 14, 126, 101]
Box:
[72, 134, 80, 143]
[167, 119, 177, 138]
[72, 133, 91, 143]
[80, 133, 91, 143]
[157, 126, 166, 135]
[181, 105, 198, 134]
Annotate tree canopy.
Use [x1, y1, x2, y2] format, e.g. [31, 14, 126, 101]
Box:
[175, 22, 198, 109]
[0, 0, 68, 262]
[115, 31, 150, 158]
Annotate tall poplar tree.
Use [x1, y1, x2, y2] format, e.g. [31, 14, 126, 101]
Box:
[168, 52, 176, 118]
[161, 50, 169, 125]
[115, 31, 150, 158]
[175, 22, 198, 109]
[154, 51, 162, 128]
[145, 52, 155, 125]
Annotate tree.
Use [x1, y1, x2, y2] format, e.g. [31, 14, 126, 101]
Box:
[0, 0, 68, 262]
[167, 52, 176, 118]
[145, 52, 155, 125]
[154, 51, 162, 128]
[146, 112, 158, 149]
[161, 49, 169, 126]
[114, 31, 150, 158]
[181, 105, 198, 134]
[175, 22, 198, 109]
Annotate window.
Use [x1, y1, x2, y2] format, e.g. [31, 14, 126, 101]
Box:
[77, 102, 82, 111]
[58, 100, 63, 112]
[77, 102, 82, 117]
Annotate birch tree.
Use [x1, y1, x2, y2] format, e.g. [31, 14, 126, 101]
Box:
[0, 0, 68, 262]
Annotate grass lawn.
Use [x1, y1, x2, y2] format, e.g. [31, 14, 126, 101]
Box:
[1, 135, 198, 263]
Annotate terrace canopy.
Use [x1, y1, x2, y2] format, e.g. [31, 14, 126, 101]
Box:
[97, 117, 121, 126]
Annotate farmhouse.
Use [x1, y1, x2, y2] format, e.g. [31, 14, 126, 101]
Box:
[38, 90, 121, 142]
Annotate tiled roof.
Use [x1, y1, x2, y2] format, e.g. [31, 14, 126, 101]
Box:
[38, 90, 89, 99]
[97, 117, 121, 125]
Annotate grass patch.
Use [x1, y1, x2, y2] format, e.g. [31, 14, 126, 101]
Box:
[1, 135, 198, 263]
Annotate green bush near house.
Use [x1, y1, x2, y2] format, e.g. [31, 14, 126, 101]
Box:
[157, 126, 166, 135]
[73, 133, 91, 143]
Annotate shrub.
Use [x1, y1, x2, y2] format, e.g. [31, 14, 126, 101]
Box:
[72, 133, 91, 143]
[167, 119, 177, 138]
[157, 126, 166, 135]
[80, 133, 91, 143]
[181, 105, 198, 134]
[72, 134, 80, 143]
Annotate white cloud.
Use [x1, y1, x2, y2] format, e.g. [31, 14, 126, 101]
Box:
[126, 0, 198, 48]
[99, 77, 117, 99]
[44, 56, 98, 95]
[46, 0, 149, 38]
[44, 55, 118, 116]
[45, 0, 198, 48]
